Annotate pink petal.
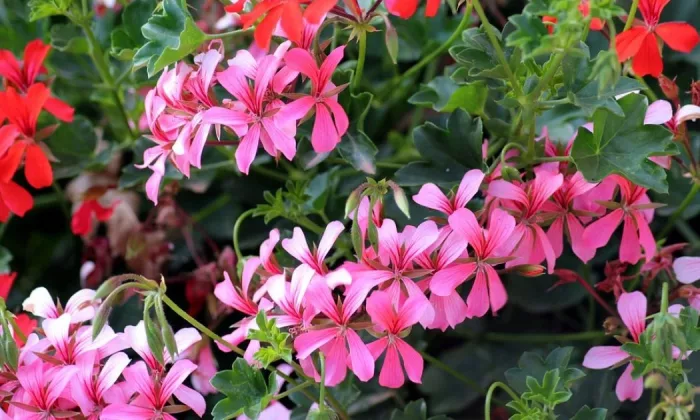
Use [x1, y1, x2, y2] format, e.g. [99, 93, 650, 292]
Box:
[395, 338, 423, 384]
[430, 263, 477, 297]
[615, 363, 644, 402]
[378, 344, 404, 388]
[674, 257, 700, 284]
[582, 346, 629, 369]
[413, 183, 452, 214]
[618, 291, 647, 342]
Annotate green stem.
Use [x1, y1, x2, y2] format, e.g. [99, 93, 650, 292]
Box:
[381, 1, 474, 98]
[624, 0, 640, 31]
[205, 28, 254, 40]
[233, 209, 256, 261]
[660, 182, 700, 238]
[485, 382, 521, 420]
[419, 350, 488, 397]
[275, 381, 314, 400]
[352, 31, 367, 92]
[471, 0, 522, 97]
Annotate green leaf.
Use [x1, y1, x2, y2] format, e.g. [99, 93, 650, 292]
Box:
[571, 406, 608, 420]
[110, 0, 156, 60]
[570, 93, 678, 193]
[133, 0, 206, 77]
[337, 130, 378, 175]
[390, 399, 451, 420]
[50, 23, 88, 54]
[505, 347, 584, 395]
[28, 0, 72, 21]
[211, 358, 272, 419]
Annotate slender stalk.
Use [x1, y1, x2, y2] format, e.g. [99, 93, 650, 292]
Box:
[485, 382, 521, 420]
[233, 208, 256, 261]
[471, 0, 522, 97]
[660, 182, 700, 238]
[624, 0, 640, 31]
[352, 31, 367, 92]
[419, 350, 487, 397]
[205, 28, 254, 40]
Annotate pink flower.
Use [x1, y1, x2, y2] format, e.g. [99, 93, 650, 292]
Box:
[101, 359, 205, 419]
[413, 169, 484, 217]
[281, 46, 349, 153]
[488, 170, 564, 273]
[365, 291, 426, 388]
[294, 279, 374, 386]
[674, 257, 700, 284]
[542, 172, 598, 262]
[215, 258, 273, 350]
[71, 351, 131, 419]
[202, 44, 296, 174]
[583, 175, 657, 264]
[430, 208, 516, 318]
[583, 291, 647, 402]
[13, 361, 79, 419]
[267, 264, 317, 328]
[22, 287, 97, 323]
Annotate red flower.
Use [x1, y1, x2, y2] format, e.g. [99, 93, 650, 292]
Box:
[71, 198, 116, 236]
[616, 0, 700, 77]
[232, 0, 336, 49]
[0, 84, 55, 189]
[0, 39, 74, 122]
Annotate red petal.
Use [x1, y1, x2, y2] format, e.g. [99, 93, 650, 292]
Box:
[656, 22, 700, 53]
[280, 1, 304, 45]
[0, 181, 34, 217]
[616, 26, 648, 62]
[0, 141, 27, 184]
[253, 7, 284, 49]
[24, 143, 53, 189]
[304, 0, 337, 23]
[632, 32, 663, 77]
[43, 97, 74, 123]
[22, 39, 51, 86]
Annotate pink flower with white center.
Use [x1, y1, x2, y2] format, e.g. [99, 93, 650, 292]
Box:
[294, 279, 374, 387]
[267, 264, 317, 328]
[412, 169, 485, 217]
[12, 361, 78, 419]
[202, 45, 296, 174]
[674, 256, 700, 284]
[101, 359, 206, 419]
[71, 351, 131, 419]
[22, 287, 97, 323]
[215, 257, 273, 350]
[583, 175, 657, 264]
[583, 291, 647, 402]
[488, 170, 564, 273]
[430, 208, 516, 318]
[282, 220, 351, 288]
[281, 46, 349, 153]
[42, 314, 124, 365]
[542, 172, 598, 263]
[124, 321, 201, 371]
[414, 229, 469, 330]
[366, 291, 427, 388]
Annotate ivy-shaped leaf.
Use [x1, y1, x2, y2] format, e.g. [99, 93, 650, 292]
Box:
[210, 359, 274, 420]
[570, 93, 678, 193]
[133, 0, 206, 77]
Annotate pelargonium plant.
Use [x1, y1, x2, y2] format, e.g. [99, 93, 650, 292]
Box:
[1, 0, 700, 418]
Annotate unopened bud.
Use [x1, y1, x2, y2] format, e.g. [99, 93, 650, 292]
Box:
[644, 373, 666, 389]
[658, 75, 679, 103]
[691, 80, 700, 107]
[501, 166, 521, 182]
[512, 264, 546, 277]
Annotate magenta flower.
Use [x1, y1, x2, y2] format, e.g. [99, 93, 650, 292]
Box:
[267, 264, 317, 328]
[583, 291, 647, 401]
[12, 361, 78, 419]
[430, 208, 516, 318]
[488, 170, 563, 273]
[281, 46, 349, 153]
[413, 169, 484, 217]
[101, 359, 205, 419]
[583, 175, 657, 264]
[294, 279, 374, 387]
[71, 351, 131, 419]
[365, 291, 427, 388]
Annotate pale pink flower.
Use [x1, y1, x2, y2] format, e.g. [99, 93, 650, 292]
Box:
[366, 291, 427, 388]
[13, 361, 78, 420]
[583, 291, 647, 402]
[22, 287, 97, 323]
[281, 46, 349, 153]
[101, 359, 206, 419]
[71, 351, 131, 419]
[413, 169, 484, 217]
[488, 170, 564, 273]
[124, 321, 201, 370]
[431, 208, 516, 318]
[267, 264, 317, 328]
[583, 175, 657, 264]
[294, 279, 374, 387]
[674, 256, 700, 284]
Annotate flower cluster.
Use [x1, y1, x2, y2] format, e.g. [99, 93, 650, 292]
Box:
[0, 287, 207, 419]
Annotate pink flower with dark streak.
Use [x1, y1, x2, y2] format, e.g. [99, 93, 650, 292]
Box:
[583, 292, 647, 402]
[413, 169, 484, 217]
[488, 170, 563, 273]
[366, 291, 426, 388]
[281, 46, 349, 153]
[294, 279, 374, 387]
[431, 208, 516, 318]
[583, 175, 657, 264]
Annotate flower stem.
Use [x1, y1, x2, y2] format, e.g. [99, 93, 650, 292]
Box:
[660, 182, 700, 238]
[233, 208, 256, 261]
[352, 30, 367, 92]
[623, 0, 640, 32]
[485, 381, 521, 420]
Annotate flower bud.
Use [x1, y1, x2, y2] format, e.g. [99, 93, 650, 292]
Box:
[658, 75, 679, 103]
